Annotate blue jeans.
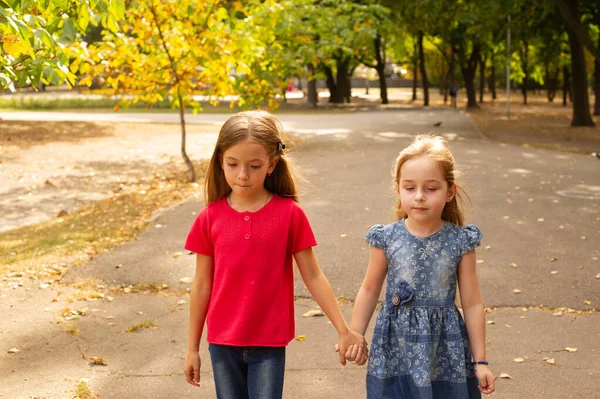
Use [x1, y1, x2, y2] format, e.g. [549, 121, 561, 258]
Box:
[208, 344, 286, 399]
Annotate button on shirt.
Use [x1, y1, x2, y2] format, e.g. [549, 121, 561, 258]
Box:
[184, 194, 317, 346]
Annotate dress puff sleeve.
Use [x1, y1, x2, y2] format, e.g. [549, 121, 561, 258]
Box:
[365, 224, 386, 249]
[460, 224, 482, 256]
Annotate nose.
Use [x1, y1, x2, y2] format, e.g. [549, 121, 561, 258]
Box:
[415, 189, 425, 202]
[238, 166, 249, 181]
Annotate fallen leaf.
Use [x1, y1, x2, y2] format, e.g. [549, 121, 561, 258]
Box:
[553, 311, 563, 317]
[559, 225, 564, 229]
[90, 356, 108, 366]
[179, 277, 193, 284]
[581, 236, 586, 240]
[549, 257, 558, 262]
[544, 357, 555, 365]
[513, 357, 524, 363]
[172, 252, 182, 258]
[498, 373, 512, 379]
[56, 210, 68, 217]
[565, 347, 577, 352]
[115, 264, 123, 269]
[584, 300, 591, 305]
[295, 335, 306, 341]
[106, 296, 114, 302]
[302, 309, 325, 317]
[340, 234, 348, 238]
[476, 260, 484, 264]
[595, 274, 600, 279]
[177, 300, 187, 305]
[510, 263, 517, 268]
[7, 348, 20, 354]
[487, 320, 495, 324]
[550, 271, 559, 275]
[485, 245, 491, 250]
[503, 216, 510, 220]
[513, 289, 521, 294]
[537, 218, 544, 222]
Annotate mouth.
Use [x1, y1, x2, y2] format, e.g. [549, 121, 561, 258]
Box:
[413, 207, 427, 211]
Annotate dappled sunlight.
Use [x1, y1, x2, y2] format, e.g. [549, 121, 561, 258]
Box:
[556, 184, 600, 200]
[287, 128, 352, 136]
[521, 152, 539, 159]
[377, 132, 414, 139]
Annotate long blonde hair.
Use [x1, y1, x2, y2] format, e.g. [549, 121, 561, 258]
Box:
[205, 110, 298, 204]
[393, 134, 469, 225]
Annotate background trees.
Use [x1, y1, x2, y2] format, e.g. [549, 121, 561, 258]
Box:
[2, 0, 598, 128]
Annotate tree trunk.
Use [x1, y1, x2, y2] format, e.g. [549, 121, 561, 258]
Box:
[323, 64, 338, 103]
[562, 65, 569, 106]
[177, 90, 195, 182]
[307, 63, 317, 108]
[459, 42, 480, 108]
[489, 52, 497, 100]
[374, 34, 388, 104]
[418, 31, 429, 106]
[336, 57, 351, 104]
[546, 63, 558, 103]
[443, 53, 455, 104]
[594, 33, 600, 115]
[521, 39, 529, 105]
[563, 1, 595, 126]
[479, 55, 485, 103]
[412, 39, 418, 101]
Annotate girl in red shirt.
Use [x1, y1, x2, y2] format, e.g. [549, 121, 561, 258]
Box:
[184, 110, 367, 398]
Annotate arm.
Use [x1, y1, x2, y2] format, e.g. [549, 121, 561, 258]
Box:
[457, 249, 495, 395]
[184, 254, 214, 387]
[350, 246, 388, 336]
[294, 247, 367, 366]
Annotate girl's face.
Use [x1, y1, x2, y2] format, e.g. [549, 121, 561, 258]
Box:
[221, 139, 278, 199]
[397, 156, 456, 225]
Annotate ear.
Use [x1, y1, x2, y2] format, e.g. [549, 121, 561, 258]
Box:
[447, 184, 457, 202]
[267, 157, 279, 175]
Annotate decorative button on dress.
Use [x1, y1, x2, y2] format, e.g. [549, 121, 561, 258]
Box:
[365, 220, 482, 399]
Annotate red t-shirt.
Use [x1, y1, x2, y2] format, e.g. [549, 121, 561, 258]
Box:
[184, 194, 317, 346]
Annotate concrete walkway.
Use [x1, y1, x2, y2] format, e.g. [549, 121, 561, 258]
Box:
[1, 108, 598, 398]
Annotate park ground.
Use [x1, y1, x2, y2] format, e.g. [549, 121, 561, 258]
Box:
[0, 88, 599, 398]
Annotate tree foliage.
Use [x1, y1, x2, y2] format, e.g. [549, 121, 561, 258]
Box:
[0, 0, 123, 91]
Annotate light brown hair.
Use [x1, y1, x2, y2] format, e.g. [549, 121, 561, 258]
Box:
[393, 134, 469, 225]
[205, 110, 298, 204]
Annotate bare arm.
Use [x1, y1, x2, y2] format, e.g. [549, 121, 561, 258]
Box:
[184, 254, 214, 387]
[350, 246, 388, 336]
[294, 247, 367, 365]
[458, 249, 495, 394]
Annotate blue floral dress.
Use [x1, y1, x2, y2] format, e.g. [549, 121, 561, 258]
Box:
[365, 219, 482, 399]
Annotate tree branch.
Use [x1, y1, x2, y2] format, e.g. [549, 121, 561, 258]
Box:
[556, 0, 600, 59]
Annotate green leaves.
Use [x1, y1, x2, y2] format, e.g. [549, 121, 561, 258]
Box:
[0, 0, 120, 91]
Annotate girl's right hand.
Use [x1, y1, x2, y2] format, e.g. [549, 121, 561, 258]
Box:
[184, 351, 201, 387]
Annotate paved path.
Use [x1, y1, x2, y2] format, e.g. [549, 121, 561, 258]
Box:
[1, 109, 598, 398]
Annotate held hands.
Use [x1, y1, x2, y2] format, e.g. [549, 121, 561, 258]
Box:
[334, 329, 369, 366]
[184, 351, 201, 387]
[475, 365, 495, 395]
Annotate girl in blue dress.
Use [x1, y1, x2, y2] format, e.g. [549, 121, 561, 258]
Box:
[345, 135, 495, 398]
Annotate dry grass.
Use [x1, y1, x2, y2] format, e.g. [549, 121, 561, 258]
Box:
[0, 160, 208, 277]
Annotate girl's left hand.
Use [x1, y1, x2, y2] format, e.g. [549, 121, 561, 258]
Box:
[337, 329, 368, 366]
[475, 365, 495, 395]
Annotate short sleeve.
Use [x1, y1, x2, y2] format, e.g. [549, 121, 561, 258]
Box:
[365, 224, 386, 249]
[184, 207, 213, 256]
[460, 224, 482, 256]
[289, 203, 317, 254]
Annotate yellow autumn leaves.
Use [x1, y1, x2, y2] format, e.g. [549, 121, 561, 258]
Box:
[0, 33, 31, 57]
